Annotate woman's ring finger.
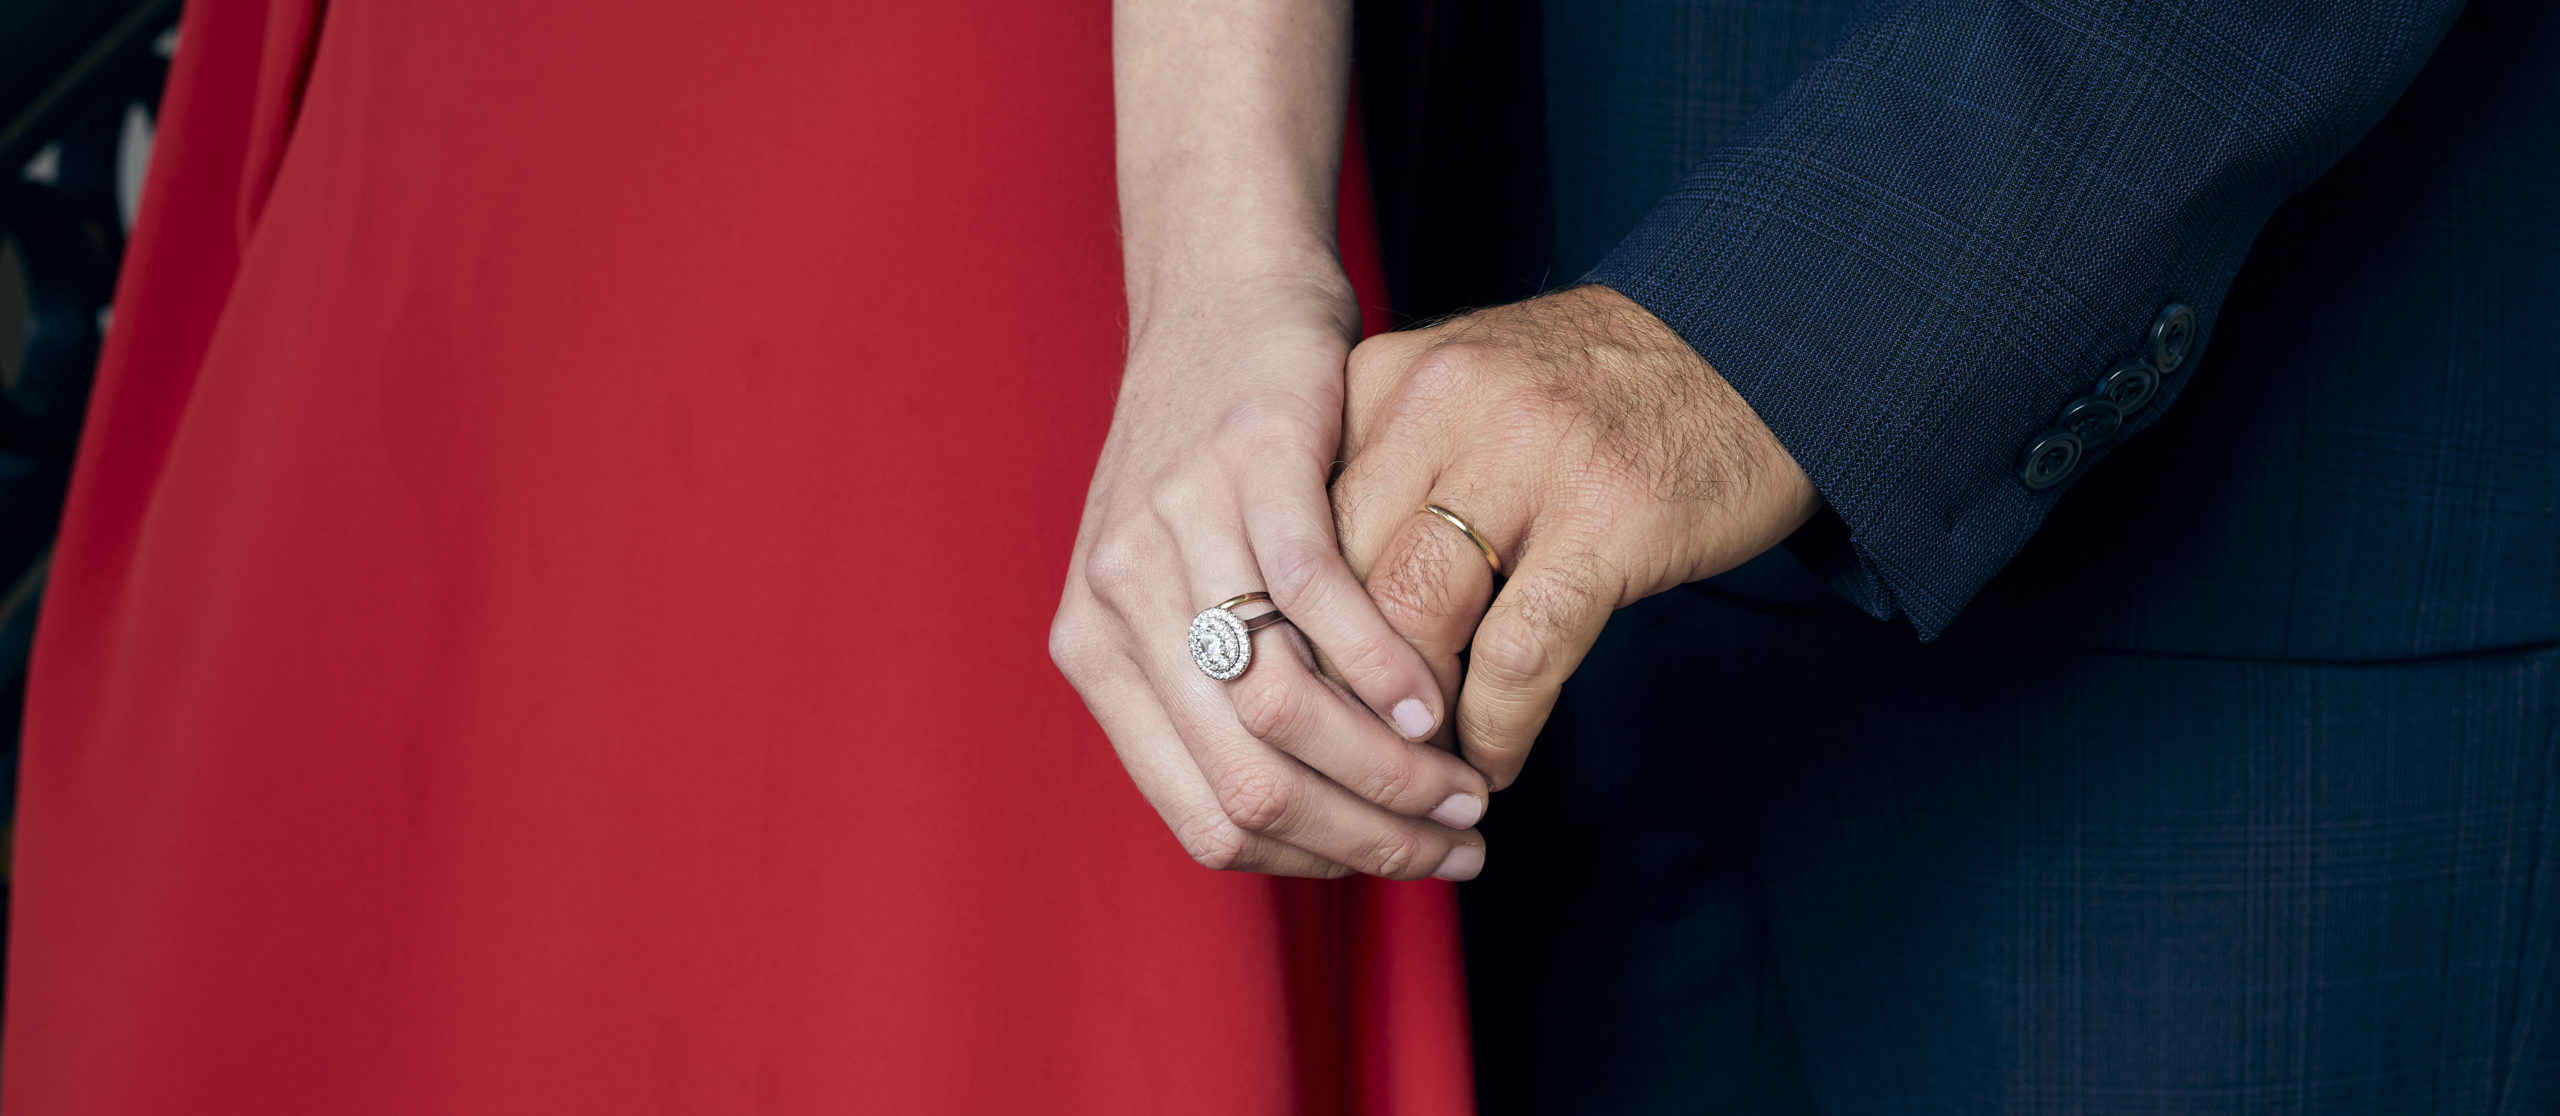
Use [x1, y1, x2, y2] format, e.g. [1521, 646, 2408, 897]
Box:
[1188, 592, 1289, 680]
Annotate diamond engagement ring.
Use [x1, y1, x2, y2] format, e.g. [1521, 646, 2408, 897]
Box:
[1188, 592, 1289, 680]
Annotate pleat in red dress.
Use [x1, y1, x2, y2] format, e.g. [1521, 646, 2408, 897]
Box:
[1, 2, 1472, 1111]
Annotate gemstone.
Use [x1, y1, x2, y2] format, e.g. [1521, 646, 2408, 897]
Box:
[1188, 605, 1251, 680]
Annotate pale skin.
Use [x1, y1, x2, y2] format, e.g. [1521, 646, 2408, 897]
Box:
[1055, 1, 1818, 879]
[1053, 0, 1493, 882]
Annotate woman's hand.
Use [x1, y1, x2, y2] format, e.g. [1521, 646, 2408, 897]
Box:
[1060, 0, 1488, 881]
[1052, 273, 1491, 881]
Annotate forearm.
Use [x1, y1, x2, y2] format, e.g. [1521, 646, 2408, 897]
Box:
[1590, 0, 2469, 637]
[1064, 1, 1494, 887]
[1112, 0, 1353, 341]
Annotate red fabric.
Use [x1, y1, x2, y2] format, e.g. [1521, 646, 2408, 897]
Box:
[2, 2, 1474, 1112]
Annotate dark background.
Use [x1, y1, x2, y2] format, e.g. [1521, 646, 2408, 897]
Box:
[0, 0, 182, 1027]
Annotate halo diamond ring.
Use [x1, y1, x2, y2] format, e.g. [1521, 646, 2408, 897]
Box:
[1189, 592, 1287, 680]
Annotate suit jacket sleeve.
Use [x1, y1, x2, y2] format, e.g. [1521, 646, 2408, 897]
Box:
[1587, 0, 2470, 638]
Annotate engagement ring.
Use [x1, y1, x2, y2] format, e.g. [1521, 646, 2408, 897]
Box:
[1188, 592, 1287, 680]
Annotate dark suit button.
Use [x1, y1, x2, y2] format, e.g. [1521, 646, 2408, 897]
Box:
[2056, 395, 2124, 443]
[2149, 302, 2196, 373]
[2017, 429, 2083, 490]
[2096, 358, 2161, 414]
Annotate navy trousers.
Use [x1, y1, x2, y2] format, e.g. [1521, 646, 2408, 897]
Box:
[1466, 584, 2560, 1113]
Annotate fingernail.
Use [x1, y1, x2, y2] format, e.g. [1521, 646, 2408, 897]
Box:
[1429, 792, 1484, 830]
[1432, 843, 1485, 882]
[1391, 698, 1435, 740]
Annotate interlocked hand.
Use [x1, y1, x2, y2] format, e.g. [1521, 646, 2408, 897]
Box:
[1333, 285, 1821, 788]
[1053, 278, 1494, 882]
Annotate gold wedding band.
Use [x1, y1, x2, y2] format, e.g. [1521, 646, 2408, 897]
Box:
[1420, 504, 1503, 575]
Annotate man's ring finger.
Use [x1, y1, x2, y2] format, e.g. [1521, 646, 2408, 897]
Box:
[1420, 504, 1503, 575]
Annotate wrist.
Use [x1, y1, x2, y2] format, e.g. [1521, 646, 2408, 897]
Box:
[1124, 258, 1358, 352]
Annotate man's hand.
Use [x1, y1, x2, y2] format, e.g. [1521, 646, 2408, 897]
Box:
[1333, 285, 1821, 790]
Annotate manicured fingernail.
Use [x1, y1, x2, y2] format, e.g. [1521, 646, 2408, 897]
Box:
[1391, 698, 1435, 740]
[1429, 792, 1484, 829]
[1432, 843, 1485, 882]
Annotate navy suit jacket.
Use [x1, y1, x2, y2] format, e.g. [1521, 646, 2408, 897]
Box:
[1520, 0, 2555, 657]
[1353, 5, 2560, 1107]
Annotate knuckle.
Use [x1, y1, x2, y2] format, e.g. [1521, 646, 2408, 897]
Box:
[1347, 333, 1390, 371]
[1145, 472, 1220, 523]
[1360, 757, 1420, 814]
[1260, 541, 1334, 613]
[1212, 763, 1295, 835]
[1367, 832, 1429, 880]
[1522, 559, 1610, 631]
[1174, 811, 1253, 873]
[1082, 531, 1151, 606]
[1046, 609, 1104, 682]
[1472, 566, 1608, 688]
[1472, 620, 1556, 690]
[1402, 346, 1480, 405]
[1370, 538, 1459, 627]
[1228, 676, 1305, 744]
[1346, 333, 1408, 387]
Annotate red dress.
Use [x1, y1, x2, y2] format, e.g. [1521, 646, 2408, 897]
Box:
[1, 2, 1473, 1111]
